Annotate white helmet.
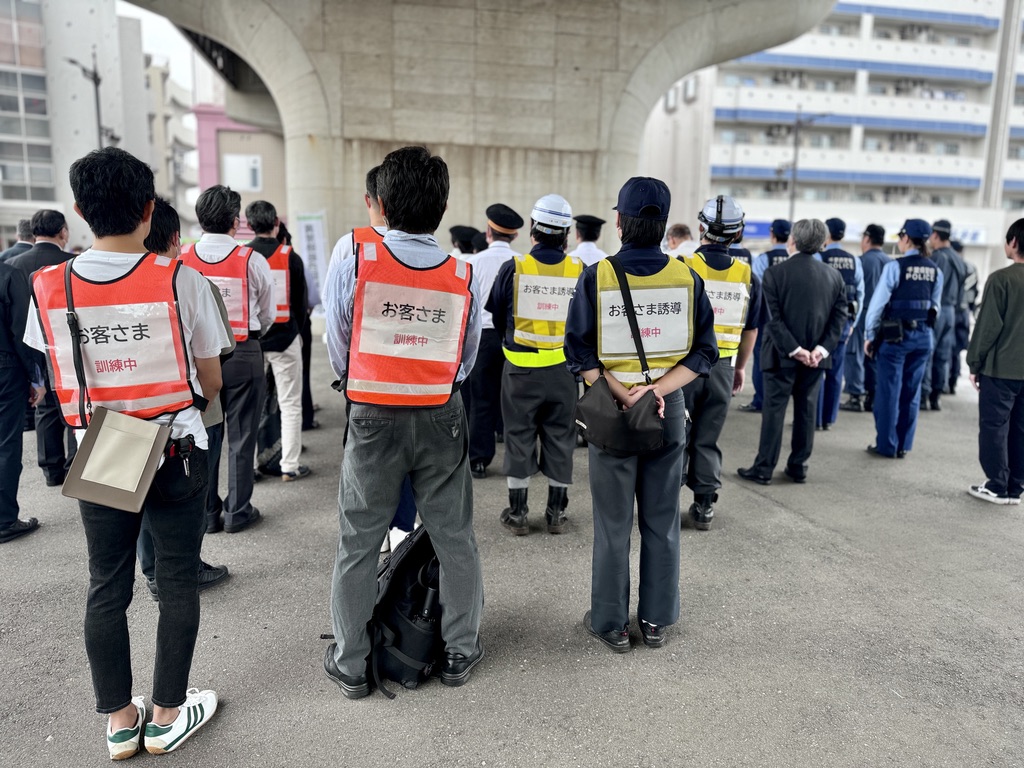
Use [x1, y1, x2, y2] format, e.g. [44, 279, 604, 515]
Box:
[698, 195, 745, 243]
[531, 194, 573, 234]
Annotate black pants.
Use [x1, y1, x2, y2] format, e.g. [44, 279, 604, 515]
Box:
[753, 365, 824, 473]
[34, 388, 76, 483]
[468, 329, 503, 466]
[216, 339, 265, 523]
[80, 447, 208, 712]
[500, 360, 576, 483]
[978, 374, 1024, 499]
[300, 318, 315, 429]
[0, 356, 26, 529]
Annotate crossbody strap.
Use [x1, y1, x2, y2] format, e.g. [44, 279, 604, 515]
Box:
[607, 256, 652, 385]
[63, 262, 91, 425]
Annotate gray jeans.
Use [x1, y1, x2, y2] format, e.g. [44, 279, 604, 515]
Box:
[330, 396, 484, 676]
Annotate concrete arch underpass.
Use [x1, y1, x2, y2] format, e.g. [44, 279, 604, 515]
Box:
[128, 0, 834, 245]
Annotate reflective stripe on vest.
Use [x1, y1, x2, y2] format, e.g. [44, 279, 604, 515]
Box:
[596, 257, 695, 386]
[510, 252, 581, 365]
[31, 256, 194, 428]
[686, 251, 751, 352]
[346, 241, 472, 407]
[180, 242, 253, 342]
[266, 244, 291, 323]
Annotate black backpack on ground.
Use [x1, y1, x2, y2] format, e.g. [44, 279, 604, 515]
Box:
[369, 526, 444, 698]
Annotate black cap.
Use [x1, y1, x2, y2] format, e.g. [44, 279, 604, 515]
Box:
[573, 214, 606, 227]
[825, 217, 846, 240]
[950, 239, 963, 253]
[471, 232, 489, 253]
[450, 225, 481, 244]
[613, 177, 670, 221]
[770, 219, 791, 239]
[485, 203, 524, 234]
[932, 219, 952, 237]
[863, 223, 885, 244]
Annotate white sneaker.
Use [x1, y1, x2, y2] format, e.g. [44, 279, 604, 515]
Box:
[389, 527, 412, 552]
[968, 484, 1011, 505]
[107, 696, 145, 760]
[144, 688, 218, 754]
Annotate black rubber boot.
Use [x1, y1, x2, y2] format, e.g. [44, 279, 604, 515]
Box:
[500, 488, 529, 535]
[929, 391, 941, 411]
[545, 486, 568, 534]
[205, 509, 223, 534]
[689, 493, 717, 531]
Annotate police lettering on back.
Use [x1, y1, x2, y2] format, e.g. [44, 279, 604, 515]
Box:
[905, 265, 936, 281]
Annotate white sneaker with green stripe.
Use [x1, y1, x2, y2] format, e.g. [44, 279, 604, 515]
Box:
[107, 696, 145, 760]
[144, 688, 218, 755]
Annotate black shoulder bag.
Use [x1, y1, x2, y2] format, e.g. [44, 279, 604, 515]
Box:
[573, 256, 665, 457]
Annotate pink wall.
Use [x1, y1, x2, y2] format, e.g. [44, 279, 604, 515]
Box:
[192, 103, 259, 192]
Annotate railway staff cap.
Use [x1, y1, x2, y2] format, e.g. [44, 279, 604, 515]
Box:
[486, 203, 524, 235]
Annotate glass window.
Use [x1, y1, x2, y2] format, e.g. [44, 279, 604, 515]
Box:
[16, 21, 40, 46]
[0, 93, 17, 112]
[15, 1, 42, 22]
[28, 185, 52, 201]
[0, 114, 18, 134]
[25, 142, 47, 160]
[27, 163, 48, 183]
[864, 137, 882, 151]
[2, 183, 26, 199]
[0, 139, 19, 158]
[0, 69, 15, 89]
[17, 44, 41, 67]
[20, 72, 43, 92]
[22, 117, 46, 136]
[1, 161, 24, 181]
[23, 95, 43, 114]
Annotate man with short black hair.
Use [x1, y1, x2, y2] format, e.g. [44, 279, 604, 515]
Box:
[569, 214, 608, 266]
[8, 209, 75, 485]
[841, 223, 891, 412]
[25, 147, 228, 758]
[325, 145, 484, 697]
[738, 219, 847, 484]
[965, 219, 1024, 505]
[180, 186, 274, 533]
[0, 218, 34, 263]
[245, 199, 309, 482]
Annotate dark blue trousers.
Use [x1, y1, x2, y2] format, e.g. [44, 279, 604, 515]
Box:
[872, 327, 932, 456]
[818, 334, 848, 427]
[978, 375, 1024, 499]
[750, 331, 764, 409]
[0, 356, 26, 529]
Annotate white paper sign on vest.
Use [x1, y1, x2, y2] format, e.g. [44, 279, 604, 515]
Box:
[516, 274, 576, 322]
[702, 279, 749, 327]
[207, 275, 245, 329]
[598, 287, 690, 357]
[48, 303, 179, 389]
[357, 281, 466, 363]
[272, 270, 288, 308]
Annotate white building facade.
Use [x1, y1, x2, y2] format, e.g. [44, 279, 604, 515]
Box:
[640, 0, 1024, 276]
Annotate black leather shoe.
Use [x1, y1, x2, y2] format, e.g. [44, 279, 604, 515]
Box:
[865, 445, 895, 458]
[863, 395, 873, 412]
[198, 561, 230, 591]
[738, 403, 761, 413]
[736, 467, 772, 485]
[639, 619, 667, 648]
[440, 640, 484, 687]
[470, 462, 486, 479]
[584, 611, 631, 653]
[929, 395, 941, 412]
[205, 509, 223, 534]
[545, 486, 568, 534]
[0, 517, 39, 543]
[224, 508, 262, 534]
[896, 450, 907, 459]
[783, 465, 806, 483]
[500, 489, 529, 535]
[689, 493, 716, 531]
[44, 474, 64, 487]
[323, 642, 370, 699]
[839, 396, 863, 412]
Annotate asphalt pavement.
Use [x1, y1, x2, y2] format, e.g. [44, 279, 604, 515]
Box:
[2, 347, 1022, 768]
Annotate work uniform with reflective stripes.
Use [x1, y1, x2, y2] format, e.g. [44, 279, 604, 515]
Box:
[681, 245, 761, 497]
[486, 244, 581, 484]
[564, 243, 719, 636]
[32, 254, 197, 426]
[180, 242, 254, 343]
[265, 244, 292, 324]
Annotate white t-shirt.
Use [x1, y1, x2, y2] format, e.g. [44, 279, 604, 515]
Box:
[464, 241, 518, 330]
[193, 233, 275, 335]
[570, 241, 609, 267]
[24, 250, 233, 449]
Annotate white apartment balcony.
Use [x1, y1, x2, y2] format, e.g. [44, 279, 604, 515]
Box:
[1010, 106, 1024, 129]
[1003, 159, 1024, 182]
[714, 87, 989, 131]
[166, 117, 195, 151]
[166, 78, 192, 111]
[710, 144, 984, 185]
[177, 162, 198, 188]
[850, 0, 1002, 19]
[766, 34, 997, 80]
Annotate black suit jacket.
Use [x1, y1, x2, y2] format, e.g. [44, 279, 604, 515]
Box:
[7, 241, 72, 278]
[760, 252, 848, 371]
[0, 241, 33, 264]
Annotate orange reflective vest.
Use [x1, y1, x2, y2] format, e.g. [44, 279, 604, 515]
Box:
[353, 226, 385, 253]
[347, 241, 472, 407]
[179, 243, 253, 341]
[32, 255, 195, 427]
[265, 244, 291, 324]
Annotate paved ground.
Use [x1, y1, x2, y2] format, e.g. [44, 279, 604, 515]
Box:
[2, 346, 1022, 768]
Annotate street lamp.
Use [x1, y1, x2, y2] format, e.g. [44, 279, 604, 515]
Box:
[787, 106, 832, 223]
[65, 49, 102, 151]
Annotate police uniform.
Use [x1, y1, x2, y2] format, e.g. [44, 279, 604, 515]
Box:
[464, 203, 523, 477]
[683, 241, 761, 526]
[864, 219, 943, 458]
[728, 243, 753, 266]
[816, 219, 864, 429]
[564, 177, 718, 648]
[569, 214, 609, 267]
[921, 219, 966, 410]
[743, 219, 791, 412]
[486, 194, 580, 535]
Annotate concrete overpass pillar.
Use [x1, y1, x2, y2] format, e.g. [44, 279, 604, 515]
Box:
[129, 0, 834, 249]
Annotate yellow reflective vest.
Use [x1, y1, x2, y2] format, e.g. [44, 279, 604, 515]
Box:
[685, 251, 751, 356]
[507, 252, 582, 367]
[595, 257, 695, 386]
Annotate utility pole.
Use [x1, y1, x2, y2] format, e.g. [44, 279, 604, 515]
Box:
[65, 49, 103, 151]
[787, 106, 832, 223]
